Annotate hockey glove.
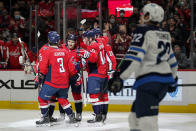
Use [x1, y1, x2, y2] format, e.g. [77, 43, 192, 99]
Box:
[19, 56, 25, 65]
[24, 64, 32, 74]
[0, 62, 7, 68]
[168, 77, 178, 93]
[72, 73, 82, 86]
[34, 72, 45, 89]
[108, 71, 123, 94]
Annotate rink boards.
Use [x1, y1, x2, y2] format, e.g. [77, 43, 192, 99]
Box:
[0, 70, 196, 113]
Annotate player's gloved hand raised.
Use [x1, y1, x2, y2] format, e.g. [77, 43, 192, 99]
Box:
[77, 48, 90, 59]
[108, 71, 123, 94]
[168, 77, 178, 93]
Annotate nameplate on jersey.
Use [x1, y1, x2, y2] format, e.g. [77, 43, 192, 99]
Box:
[54, 52, 65, 56]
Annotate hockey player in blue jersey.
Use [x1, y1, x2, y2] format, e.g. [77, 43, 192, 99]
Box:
[108, 3, 178, 131]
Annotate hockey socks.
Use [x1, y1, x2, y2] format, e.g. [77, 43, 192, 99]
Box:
[92, 105, 102, 114]
[41, 108, 49, 116]
[75, 102, 83, 114]
[101, 104, 108, 115]
[59, 103, 65, 114]
[49, 104, 55, 117]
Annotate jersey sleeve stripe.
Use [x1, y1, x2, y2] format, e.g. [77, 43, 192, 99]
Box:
[127, 51, 138, 56]
[170, 62, 178, 68]
[106, 53, 112, 70]
[129, 47, 146, 54]
[125, 55, 142, 62]
[169, 53, 175, 60]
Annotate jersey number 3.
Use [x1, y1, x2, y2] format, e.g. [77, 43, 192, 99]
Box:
[156, 41, 171, 64]
[57, 58, 65, 73]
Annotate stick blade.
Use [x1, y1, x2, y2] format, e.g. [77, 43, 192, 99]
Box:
[80, 19, 86, 25]
[18, 38, 22, 43]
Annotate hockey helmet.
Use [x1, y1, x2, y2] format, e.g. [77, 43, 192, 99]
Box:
[142, 3, 164, 23]
[87, 30, 95, 38]
[48, 31, 60, 44]
[67, 34, 77, 41]
[92, 28, 102, 36]
[82, 31, 89, 37]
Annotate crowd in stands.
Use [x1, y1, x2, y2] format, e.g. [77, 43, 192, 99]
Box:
[0, 0, 195, 69]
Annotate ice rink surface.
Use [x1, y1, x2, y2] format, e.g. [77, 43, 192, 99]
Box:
[0, 109, 196, 131]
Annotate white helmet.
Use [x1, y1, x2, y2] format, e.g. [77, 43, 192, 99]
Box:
[142, 3, 164, 23]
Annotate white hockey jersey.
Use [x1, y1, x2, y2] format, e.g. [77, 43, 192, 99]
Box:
[120, 25, 178, 89]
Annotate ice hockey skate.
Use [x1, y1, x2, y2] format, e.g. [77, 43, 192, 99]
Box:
[35, 115, 51, 127]
[87, 114, 105, 127]
[75, 113, 82, 122]
[65, 113, 80, 127]
[49, 116, 58, 125]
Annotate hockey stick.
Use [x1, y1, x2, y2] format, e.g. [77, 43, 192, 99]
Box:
[77, 19, 87, 106]
[123, 83, 196, 89]
[80, 60, 87, 107]
[177, 84, 196, 86]
[18, 38, 36, 75]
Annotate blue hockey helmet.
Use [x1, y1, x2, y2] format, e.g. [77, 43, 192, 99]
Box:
[87, 30, 95, 38]
[67, 34, 77, 41]
[48, 31, 60, 44]
[82, 31, 89, 37]
[92, 28, 102, 35]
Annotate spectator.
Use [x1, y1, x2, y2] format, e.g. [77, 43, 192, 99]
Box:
[128, 7, 140, 25]
[0, 2, 4, 11]
[6, 33, 29, 69]
[108, 14, 118, 35]
[9, 10, 26, 38]
[173, 44, 190, 69]
[0, 9, 11, 28]
[111, 24, 131, 64]
[167, 17, 183, 48]
[16, 0, 29, 19]
[161, 19, 168, 30]
[116, 10, 128, 25]
[93, 20, 99, 29]
[0, 9, 11, 41]
[103, 20, 112, 45]
[38, 0, 55, 17]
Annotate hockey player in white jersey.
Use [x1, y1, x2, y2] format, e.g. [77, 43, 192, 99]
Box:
[108, 3, 178, 131]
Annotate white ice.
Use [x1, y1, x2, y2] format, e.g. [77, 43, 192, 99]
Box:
[0, 109, 196, 131]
